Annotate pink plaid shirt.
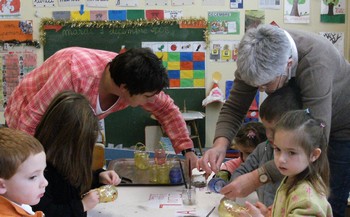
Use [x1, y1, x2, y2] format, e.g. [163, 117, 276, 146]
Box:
[4, 47, 193, 153]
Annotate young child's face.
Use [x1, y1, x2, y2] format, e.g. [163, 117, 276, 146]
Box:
[261, 118, 276, 145]
[273, 130, 310, 178]
[2, 151, 48, 205]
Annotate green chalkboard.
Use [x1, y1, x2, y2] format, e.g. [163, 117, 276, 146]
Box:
[42, 19, 206, 148]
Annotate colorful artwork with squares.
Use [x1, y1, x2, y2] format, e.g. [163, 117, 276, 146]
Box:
[142, 41, 206, 88]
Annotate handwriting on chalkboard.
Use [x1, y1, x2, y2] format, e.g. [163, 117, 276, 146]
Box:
[61, 26, 170, 37]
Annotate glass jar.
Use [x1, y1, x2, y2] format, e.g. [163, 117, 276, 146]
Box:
[134, 150, 149, 170]
[191, 169, 206, 188]
[157, 163, 171, 184]
[97, 185, 118, 203]
[208, 177, 227, 193]
[218, 197, 246, 217]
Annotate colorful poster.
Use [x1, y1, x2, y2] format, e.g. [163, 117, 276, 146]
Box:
[0, 20, 33, 41]
[0, 49, 37, 111]
[208, 11, 240, 35]
[142, 41, 206, 88]
[230, 0, 243, 9]
[0, 0, 20, 17]
[209, 40, 240, 62]
[320, 0, 345, 23]
[284, 0, 310, 23]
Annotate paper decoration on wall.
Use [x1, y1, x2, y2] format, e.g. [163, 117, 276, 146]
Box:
[116, 0, 139, 7]
[284, 0, 310, 23]
[86, 0, 108, 8]
[0, 0, 20, 17]
[259, 0, 280, 9]
[319, 32, 344, 56]
[0, 49, 37, 111]
[33, 0, 55, 7]
[143, 41, 206, 88]
[108, 10, 127, 20]
[145, 10, 164, 20]
[52, 11, 69, 20]
[58, 0, 81, 7]
[164, 10, 183, 19]
[245, 10, 265, 32]
[230, 0, 243, 9]
[145, 0, 168, 6]
[90, 10, 108, 20]
[208, 11, 240, 35]
[171, 0, 194, 6]
[0, 20, 33, 41]
[320, 0, 345, 23]
[72, 10, 90, 20]
[209, 40, 240, 62]
[226, 80, 259, 123]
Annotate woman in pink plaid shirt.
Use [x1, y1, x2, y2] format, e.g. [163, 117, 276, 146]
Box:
[4, 47, 197, 168]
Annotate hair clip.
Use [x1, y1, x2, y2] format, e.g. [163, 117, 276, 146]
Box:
[247, 130, 256, 139]
[320, 123, 326, 128]
[304, 108, 310, 114]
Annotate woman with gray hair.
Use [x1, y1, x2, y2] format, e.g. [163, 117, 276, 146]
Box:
[198, 24, 350, 217]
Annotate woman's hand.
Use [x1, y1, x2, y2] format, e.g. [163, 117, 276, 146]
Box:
[99, 170, 121, 185]
[197, 137, 229, 174]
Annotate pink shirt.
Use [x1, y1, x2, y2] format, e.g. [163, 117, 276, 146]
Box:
[4, 47, 193, 153]
[220, 157, 243, 173]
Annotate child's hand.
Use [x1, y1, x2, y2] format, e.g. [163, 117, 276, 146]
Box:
[254, 201, 269, 216]
[82, 190, 99, 211]
[243, 201, 264, 217]
[99, 170, 121, 185]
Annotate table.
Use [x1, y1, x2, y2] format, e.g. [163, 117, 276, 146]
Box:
[88, 185, 258, 217]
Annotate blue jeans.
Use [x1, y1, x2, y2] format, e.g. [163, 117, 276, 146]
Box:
[328, 139, 350, 217]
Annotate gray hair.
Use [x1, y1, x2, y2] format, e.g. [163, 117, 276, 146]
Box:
[236, 24, 292, 86]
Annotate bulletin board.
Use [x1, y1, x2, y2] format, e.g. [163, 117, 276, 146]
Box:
[41, 18, 206, 148]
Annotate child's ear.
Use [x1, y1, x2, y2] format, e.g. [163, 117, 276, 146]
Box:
[0, 178, 7, 194]
[310, 148, 321, 162]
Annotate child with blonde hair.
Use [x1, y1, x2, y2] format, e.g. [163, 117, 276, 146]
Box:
[0, 127, 48, 217]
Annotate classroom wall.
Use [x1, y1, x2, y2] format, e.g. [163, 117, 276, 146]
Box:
[1, 0, 349, 148]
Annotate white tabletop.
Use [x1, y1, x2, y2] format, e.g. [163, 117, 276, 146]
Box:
[88, 185, 258, 217]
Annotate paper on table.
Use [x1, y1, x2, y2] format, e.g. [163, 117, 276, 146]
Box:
[148, 193, 183, 208]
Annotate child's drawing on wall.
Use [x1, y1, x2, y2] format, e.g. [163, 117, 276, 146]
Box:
[284, 0, 310, 23]
[0, 0, 20, 17]
[320, 0, 345, 23]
